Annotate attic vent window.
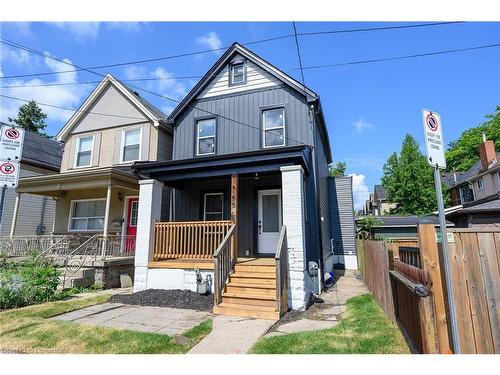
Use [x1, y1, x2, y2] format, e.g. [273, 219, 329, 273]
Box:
[229, 62, 246, 85]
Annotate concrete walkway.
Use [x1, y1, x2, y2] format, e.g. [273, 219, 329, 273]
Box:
[52, 303, 212, 336]
[266, 269, 368, 337]
[188, 315, 275, 354]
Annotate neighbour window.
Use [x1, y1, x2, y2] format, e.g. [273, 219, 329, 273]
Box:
[230, 62, 246, 85]
[69, 200, 105, 231]
[204, 193, 223, 221]
[75, 135, 93, 167]
[497, 170, 500, 184]
[121, 128, 141, 162]
[477, 177, 484, 190]
[459, 185, 474, 204]
[196, 118, 216, 155]
[262, 108, 285, 148]
[130, 200, 139, 226]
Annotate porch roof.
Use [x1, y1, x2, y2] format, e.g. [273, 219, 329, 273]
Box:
[17, 166, 139, 196]
[133, 145, 312, 185]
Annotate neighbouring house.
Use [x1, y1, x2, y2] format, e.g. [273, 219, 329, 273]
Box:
[131, 42, 334, 319]
[0, 123, 62, 237]
[442, 134, 500, 227]
[355, 215, 455, 240]
[364, 184, 396, 215]
[13, 74, 172, 287]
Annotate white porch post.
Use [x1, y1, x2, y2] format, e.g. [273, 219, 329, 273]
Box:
[280, 165, 310, 310]
[134, 179, 163, 292]
[9, 193, 21, 237]
[101, 184, 112, 259]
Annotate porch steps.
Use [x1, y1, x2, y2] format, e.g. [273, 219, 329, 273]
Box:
[213, 259, 280, 320]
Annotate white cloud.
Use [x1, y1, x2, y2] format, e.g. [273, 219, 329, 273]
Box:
[196, 32, 223, 55]
[349, 173, 370, 211]
[0, 66, 3, 78]
[123, 65, 147, 80]
[106, 22, 144, 32]
[0, 47, 32, 66]
[51, 22, 101, 41]
[351, 118, 374, 133]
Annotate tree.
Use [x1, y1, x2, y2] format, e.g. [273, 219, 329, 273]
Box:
[8, 101, 49, 137]
[329, 161, 347, 177]
[446, 106, 500, 171]
[381, 134, 450, 215]
[356, 216, 383, 239]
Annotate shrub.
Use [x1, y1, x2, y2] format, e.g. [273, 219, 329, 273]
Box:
[0, 260, 60, 309]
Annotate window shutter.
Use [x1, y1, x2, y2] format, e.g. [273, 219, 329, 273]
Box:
[92, 132, 101, 167]
[140, 125, 150, 161]
[113, 129, 121, 164]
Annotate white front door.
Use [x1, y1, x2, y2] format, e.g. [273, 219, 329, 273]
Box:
[257, 189, 282, 254]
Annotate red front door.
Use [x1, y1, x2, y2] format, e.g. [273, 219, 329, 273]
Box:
[125, 197, 139, 254]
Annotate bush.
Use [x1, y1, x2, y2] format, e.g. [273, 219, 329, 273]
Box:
[0, 259, 60, 309]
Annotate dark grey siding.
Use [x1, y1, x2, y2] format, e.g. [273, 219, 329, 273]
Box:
[173, 86, 313, 160]
[328, 176, 356, 255]
[157, 127, 173, 161]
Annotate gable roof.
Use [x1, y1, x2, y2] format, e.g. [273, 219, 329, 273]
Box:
[56, 74, 168, 141]
[0, 121, 62, 171]
[442, 153, 500, 189]
[167, 42, 318, 122]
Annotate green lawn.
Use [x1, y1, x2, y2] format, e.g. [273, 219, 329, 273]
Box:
[251, 294, 410, 354]
[0, 294, 212, 354]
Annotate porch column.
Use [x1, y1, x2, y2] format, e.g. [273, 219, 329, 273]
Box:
[9, 192, 21, 237]
[230, 174, 238, 260]
[280, 165, 310, 310]
[134, 179, 164, 292]
[101, 184, 112, 259]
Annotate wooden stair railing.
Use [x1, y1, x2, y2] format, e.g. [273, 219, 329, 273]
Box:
[275, 225, 288, 316]
[213, 224, 237, 306]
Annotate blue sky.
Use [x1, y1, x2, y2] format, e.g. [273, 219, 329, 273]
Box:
[0, 21, 499, 208]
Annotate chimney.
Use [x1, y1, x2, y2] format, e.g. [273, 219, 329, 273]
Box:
[479, 132, 497, 171]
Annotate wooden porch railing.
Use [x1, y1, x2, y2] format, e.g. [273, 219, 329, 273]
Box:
[153, 220, 232, 260]
[213, 224, 236, 305]
[275, 225, 288, 316]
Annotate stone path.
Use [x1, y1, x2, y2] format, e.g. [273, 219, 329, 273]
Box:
[52, 302, 212, 336]
[265, 269, 368, 337]
[188, 315, 275, 354]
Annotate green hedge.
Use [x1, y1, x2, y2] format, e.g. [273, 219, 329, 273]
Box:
[0, 257, 60, 309]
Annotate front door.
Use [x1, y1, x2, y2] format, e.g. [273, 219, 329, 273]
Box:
[257, 189, 282, 254]
[124, 197, 139, 253]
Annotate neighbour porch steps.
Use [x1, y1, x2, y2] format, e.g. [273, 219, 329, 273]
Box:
[213, 258, 280, 320]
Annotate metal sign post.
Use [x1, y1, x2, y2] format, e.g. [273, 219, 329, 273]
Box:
[422, 109, 460, 353]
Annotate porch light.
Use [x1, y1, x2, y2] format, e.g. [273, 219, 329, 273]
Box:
[117, 191, 124, 201]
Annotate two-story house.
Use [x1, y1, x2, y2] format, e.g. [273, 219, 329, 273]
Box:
[13, 74, 172, 285]
[131, 43, 333, 319]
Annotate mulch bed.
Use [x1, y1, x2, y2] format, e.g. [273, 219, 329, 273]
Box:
[109, 289, 213, 312]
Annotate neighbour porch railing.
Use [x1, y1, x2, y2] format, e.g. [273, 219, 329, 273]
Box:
[0, 235, 69, 257]
[275, 225, 288, 316]
[213, 224, 237, 305]
[153, 220, 232, 260]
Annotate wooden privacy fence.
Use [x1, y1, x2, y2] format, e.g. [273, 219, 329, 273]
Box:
[153, 220, 232, 260]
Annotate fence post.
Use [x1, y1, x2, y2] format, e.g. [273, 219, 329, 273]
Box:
[418, 223, 451, 353]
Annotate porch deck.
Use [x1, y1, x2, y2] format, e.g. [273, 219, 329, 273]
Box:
[147, 257, 274, 270]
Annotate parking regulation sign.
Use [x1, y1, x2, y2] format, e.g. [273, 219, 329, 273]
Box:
[0, 125, 25, 161]
[422, 109, 446, 169]
[0, 160, 20, 188]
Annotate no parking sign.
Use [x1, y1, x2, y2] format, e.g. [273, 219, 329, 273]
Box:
[422, 109, 446, 169]
[0, 124, 24, 188]
[0, 161, 19, 188]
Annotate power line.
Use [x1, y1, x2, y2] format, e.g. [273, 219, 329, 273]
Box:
[0, 22, 464, 80]
[0, 38, 307, 146]
[292, 22, 306, 91]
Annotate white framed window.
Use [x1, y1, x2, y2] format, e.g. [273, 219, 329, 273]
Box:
[120, 128, 142, 163]
[477, 177, 484, 190]
[203, 192, 223, 221]
[74, 135, 94, 167]
[196, 118, 216, 156]
[262, 108, 285, 148]
[229, 62, 246, 85]
[497, 170, 500, 184]
[68, 199, 106, 231]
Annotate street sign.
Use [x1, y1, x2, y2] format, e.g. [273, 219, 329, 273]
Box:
[422, 109, 446, 169]
[0, 125, 25, 161]
[0, 160, 20, 188]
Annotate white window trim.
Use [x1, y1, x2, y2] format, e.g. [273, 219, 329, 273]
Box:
[119, 127, 143, 163]
[73, 134, 95, 168]
[196, 119, 216, 156]
[203, 192, 224, 221]
[477, 177, 484, 190]
[67, 198, 107, 232]
[262, 108, 286, 148]
[230, 62, 246, 85]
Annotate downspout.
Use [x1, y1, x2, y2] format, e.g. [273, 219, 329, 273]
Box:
[36, 196, 47, 235]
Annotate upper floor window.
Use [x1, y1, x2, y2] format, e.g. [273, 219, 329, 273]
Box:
[204, 192, 223, 221]
[262, 108, 285, 148]
[477, 177, 484, 190]
[459, 185, 474, 204]
[121, 128, 141, 162]
[229, 62, 246, 85]
[69, 199, 105, 231]
[196, 118, 216, 156]
[497, 170, 500, 184]
[75, 135, 94, 167]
